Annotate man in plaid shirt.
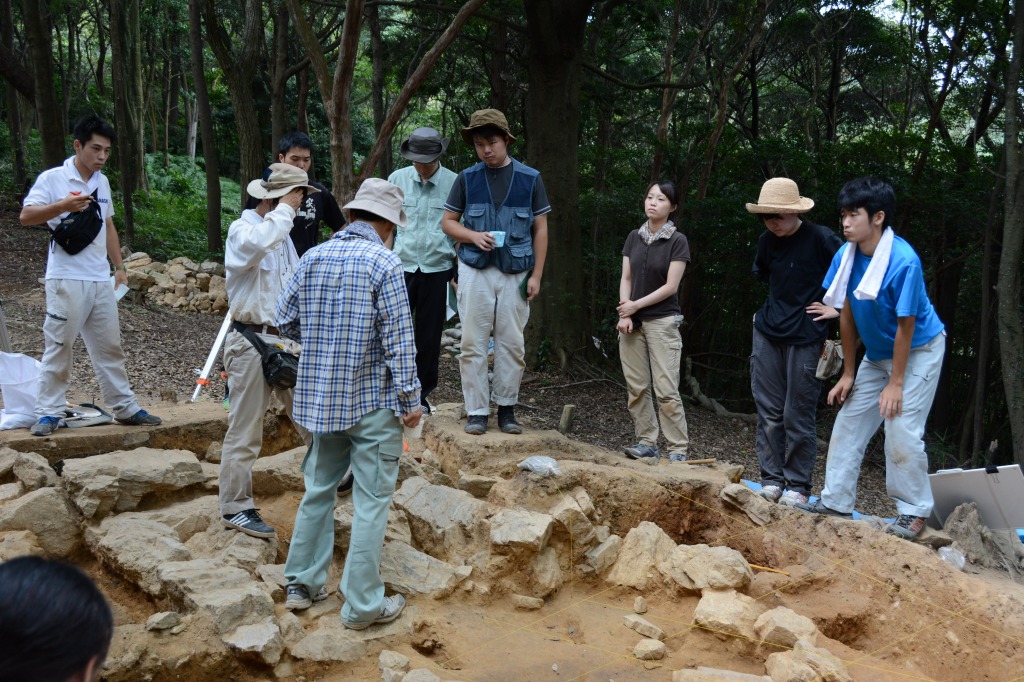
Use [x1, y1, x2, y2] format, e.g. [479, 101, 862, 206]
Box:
[276, 178, 422, 629]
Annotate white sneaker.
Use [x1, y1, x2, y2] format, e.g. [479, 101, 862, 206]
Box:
[779, 490, 810, 507]
[757, 485, 783, 503]
[342, 594, 406, 630]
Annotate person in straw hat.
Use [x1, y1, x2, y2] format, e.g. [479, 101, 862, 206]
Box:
[219, 162, 318, 540]
[442, 108, 551, 436]
[746, 177, 843, 508]
[277, 178, 420, 626]
[388, 127, 458, 416]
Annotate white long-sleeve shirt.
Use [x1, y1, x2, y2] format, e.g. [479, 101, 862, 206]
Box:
[225, 204, 298, 327]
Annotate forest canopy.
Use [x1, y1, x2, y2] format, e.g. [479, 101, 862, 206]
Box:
[1, 0, 1022, 467]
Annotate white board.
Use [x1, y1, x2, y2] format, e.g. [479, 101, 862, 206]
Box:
[928, 465, 1024, 532]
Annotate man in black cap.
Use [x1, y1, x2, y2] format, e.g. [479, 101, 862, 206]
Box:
[387, 127, 458, 415]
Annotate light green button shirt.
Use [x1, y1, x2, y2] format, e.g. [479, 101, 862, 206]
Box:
[388, 164, 458, 273]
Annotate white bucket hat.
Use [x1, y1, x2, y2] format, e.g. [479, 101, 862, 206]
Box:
[745, 177, 815, 214]
[247, 163, 320, 200]
[343, 178, 408, 227]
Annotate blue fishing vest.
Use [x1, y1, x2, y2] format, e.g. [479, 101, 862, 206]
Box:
[458, 158, 538, 274]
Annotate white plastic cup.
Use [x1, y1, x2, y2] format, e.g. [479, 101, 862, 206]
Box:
[404, 414, 425, 440]
[490, 231, 506, 248]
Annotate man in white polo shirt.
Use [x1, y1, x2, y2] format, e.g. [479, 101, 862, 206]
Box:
[20, 115, 161, 436]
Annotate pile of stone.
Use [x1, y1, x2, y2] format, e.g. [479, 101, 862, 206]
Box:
[121, 252, 228, 314]
[440, 324, 462, 355]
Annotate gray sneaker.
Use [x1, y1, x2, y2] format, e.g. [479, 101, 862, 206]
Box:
[342, 594, 406, 630]
[30, 416, 62, 437]
[623, 443, 659, 464]
[285, 584, 329, 611]
[668, 452, 687, 463]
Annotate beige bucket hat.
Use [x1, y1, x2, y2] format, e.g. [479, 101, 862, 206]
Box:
[745, 177, 814, 214]
[343, 178, 408, 227]
[460, 108, 517, 144]
[247, 163, 320, 200]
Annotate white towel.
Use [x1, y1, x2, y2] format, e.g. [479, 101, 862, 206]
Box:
[822, 227, 894, 307]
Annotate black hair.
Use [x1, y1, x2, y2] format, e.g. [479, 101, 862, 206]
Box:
[470, 126, 510, 143]
[350, 208, 386, 223]
[73, 115, 116, 146]
[278, 131, 314, 155]
[645, 179, 680, 221]
[0, 556, 114, 681]
[837, 176, 896, 227]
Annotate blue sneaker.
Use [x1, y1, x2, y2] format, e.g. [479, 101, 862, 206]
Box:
[30, 416, 62, 437]
[623, 443, 659, 464]
[115, 409, 162, 426]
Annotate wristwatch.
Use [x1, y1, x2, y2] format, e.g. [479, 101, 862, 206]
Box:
[114, 265, 127, 272]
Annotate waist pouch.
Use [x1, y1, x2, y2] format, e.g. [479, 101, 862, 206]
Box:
[233, 322, 299, 389]
[51, 190, 103, 254]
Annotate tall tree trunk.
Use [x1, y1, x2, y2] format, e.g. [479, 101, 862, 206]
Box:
[651, 0, 682, 181]
[296, 65, 309, 133]
[203, 0, 265, 186]
[270, 0, 289, 147]
[21, 0, 64, 168]
[367, 2, 391, 180]
[997, 0, 1024, 465]
[1, 0, 26, 190]
[184, 92, 197, 159]
[522, 0, 594, 367]
[109, 0, 146, 246]
[189, 0, 222, 253]
[487, 20, 510, 113]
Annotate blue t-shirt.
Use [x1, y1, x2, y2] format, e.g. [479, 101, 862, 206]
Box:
[823, 236, 944, 360]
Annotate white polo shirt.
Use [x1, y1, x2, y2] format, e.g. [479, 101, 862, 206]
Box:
[23, 156, 115, 282]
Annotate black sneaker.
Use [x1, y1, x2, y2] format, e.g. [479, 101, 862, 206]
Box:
[497, 406, 522, 434]
[464, 415, 487, 435]
[337, 466, 353, 496]
[115, 409, 162, 426]
[222, 509, 275, 538]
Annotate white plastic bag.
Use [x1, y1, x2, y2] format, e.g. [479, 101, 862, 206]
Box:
[0, 352, 42, 430]
[938, 546, 966, 571]
[517, 455, 561, 478]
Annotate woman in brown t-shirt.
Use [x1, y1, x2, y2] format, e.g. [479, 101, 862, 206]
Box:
[616, 180, 692, 464]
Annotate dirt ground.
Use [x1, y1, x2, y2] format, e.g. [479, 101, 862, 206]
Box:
[0, 209, 901, 517]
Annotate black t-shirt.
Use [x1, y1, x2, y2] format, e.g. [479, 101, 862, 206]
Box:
[243, 180, 345, 257]
[753, 220, 844, 344]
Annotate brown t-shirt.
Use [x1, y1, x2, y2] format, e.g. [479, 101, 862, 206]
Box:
[622, 229, 691, 322]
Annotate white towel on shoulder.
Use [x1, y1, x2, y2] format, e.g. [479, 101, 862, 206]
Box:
[822, 227, 894, 307]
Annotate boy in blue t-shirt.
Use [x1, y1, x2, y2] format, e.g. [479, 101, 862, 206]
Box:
[800, 177, 945, 540]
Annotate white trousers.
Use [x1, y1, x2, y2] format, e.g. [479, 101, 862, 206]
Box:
[219, 329, 308, 516]
[36, 279, 139, 420]
[456, 263, 529, 416]
[820, 332, 945, 517]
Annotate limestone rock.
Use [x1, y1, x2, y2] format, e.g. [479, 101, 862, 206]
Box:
[623, 614, 665, 640]
[335, 499, 413, 551]
[720, 484, 787, 527]
[585, 534, 621, 575]
[123, 495, 217, 542]
[754, 607, 818, 648]
[512, 594, 545, 610]
[0, 529, 43, 560]
[223, 619, 284, 666]
[489, 508, 554, 552]
[205, 440, 223, 463]
[278, 612, 305, 645]
[251, 446, 305, 494]
[289, 613, 412, 662]
[571, 486, 597, 519]
[764, 641, 853, 682]
[380, 540, 472, 597]
[458, 471, 499, 497]
[146, 612, 182, 631]
[61, 448, 204, 519]
[256, 563, 287, 588]
[634, 596, 648, 614]
[633, 638, 667, 660]
[392, 477, 490, 560]
[158, 559, 275, 634]
[185, 520, 278, 572]
[380, 649, 411, 673]
[0, 481, 24, 502]
[659, 544, 753, 593]
[0, 447, 17, 479]
[606, 521, 675, 589]
[405, 670, 442, 682]
[12, 452, 57, 490]
[548, 494, 596, 548]
[87, 516, 192, 595]
[531, 546, 562, 597]
[673, 668, 771, 681]
[692, 589, 765, 641]
[0, 487, 81, 556]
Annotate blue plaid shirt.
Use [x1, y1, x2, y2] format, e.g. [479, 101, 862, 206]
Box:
[276, 222, 421, 433]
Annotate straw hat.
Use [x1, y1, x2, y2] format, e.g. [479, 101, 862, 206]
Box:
[460, 108, 517, 144]
[247, 163, 320, 200]
[745, 178, 814, 214]
[343, 178, 408, 227]
[400, 127, 450, 163]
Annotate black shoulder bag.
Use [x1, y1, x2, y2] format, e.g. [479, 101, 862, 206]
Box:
[50, 190, 103, 254]
[232, 322, 299, 389]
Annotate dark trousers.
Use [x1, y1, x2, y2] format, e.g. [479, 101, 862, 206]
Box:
[750, 326, 823, 495]
[405, 267, 452, 403]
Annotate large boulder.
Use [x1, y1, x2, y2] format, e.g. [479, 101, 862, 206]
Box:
[0, 529, 44, 560]
[673, 668, 771, 681]
[380, 540, 472, 597]
[754, 607, 819, 649]
[122, 495, 218, 542]
[334, 498, 413, 551]
[584, 534, 621, 575]
[61, 448, 205, 519]
[764, 641, 853, 682]
[392, 477, 490, 560]
[185, 521, 278, 573]
[251, 446, 305, 494]
[658, 544, 753, 593]
[289, 612, 413, 662]
[158, 559, 275, 634]
[606, 521, 676, 590]
[692, 589, 765, 642]
[222, 618, 285, 666]
[12, 452, 57, 490]
[548, 494, 596, 549]
[86, 516, 192, 595]
[489, 508, 554, 553]
[0, 487, 80, 556]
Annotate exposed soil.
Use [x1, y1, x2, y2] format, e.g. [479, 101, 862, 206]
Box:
[0, 208, 899, 517]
